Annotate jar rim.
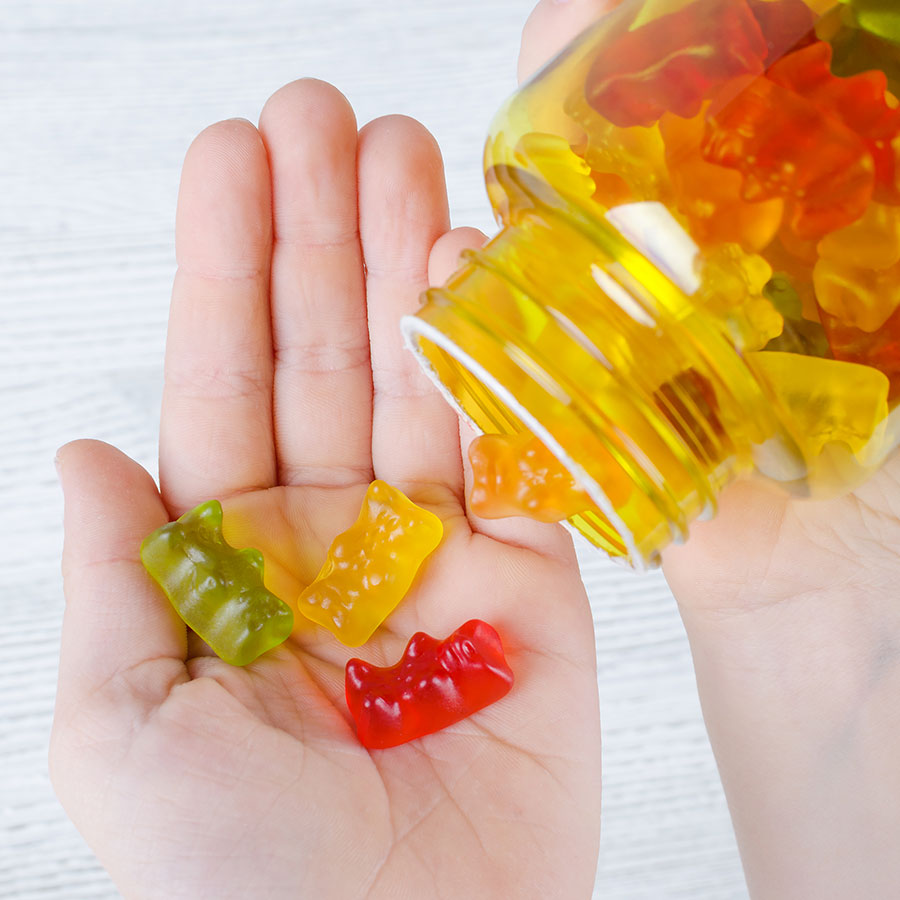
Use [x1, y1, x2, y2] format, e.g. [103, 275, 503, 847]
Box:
[400, 313, 650, 570]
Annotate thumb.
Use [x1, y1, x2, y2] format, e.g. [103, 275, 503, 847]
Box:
[518, 0, 626, 84]
[54, 440, 186, 722]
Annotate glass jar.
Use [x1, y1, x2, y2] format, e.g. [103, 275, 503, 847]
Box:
[402, 0, 900, 569]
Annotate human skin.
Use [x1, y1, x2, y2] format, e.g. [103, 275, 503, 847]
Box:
[521, 2, 900, 898]
[49, 79, 602, 899]
[51, 3, 900, 899]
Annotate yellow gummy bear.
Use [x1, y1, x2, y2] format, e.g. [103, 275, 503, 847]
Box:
[817, 202, 900, 271]
[696, 244, 783, 350]
[297, 481, 443, 647]
[813, 256, 900, 333]
[748, 351, 890, 459]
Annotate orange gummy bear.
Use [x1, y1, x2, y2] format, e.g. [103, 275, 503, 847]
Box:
[468, 433, 594, 523]
[661, 110, 784, 251]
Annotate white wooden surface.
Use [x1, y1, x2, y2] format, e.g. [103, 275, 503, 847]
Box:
[0, 1, 748, 896]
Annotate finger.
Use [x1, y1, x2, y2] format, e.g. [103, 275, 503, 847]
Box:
[259, 80, 373, 488]
[519, 0, 624, 84]
[55, 440, 188, 720]
[359, 116, 460, 498]
[426, 226, 488, 286]
[429, 229, 575, 559]
[161, 119, 276, 515]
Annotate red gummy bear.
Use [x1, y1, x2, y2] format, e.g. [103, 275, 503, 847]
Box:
[767, 42, 899, 139]
[585, 0, 766, 128]
[703, 75, 874, 239]
[345, 620, 514, 749]
[820, 307, 900, 397]
[746, 0, 817, 60]
[767, 41, 900, 206]
[703, 40, 900, 238]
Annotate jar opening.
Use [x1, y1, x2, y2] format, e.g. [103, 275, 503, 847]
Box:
[402, 315, 644, 567]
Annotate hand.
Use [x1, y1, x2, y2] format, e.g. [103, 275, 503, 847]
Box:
[663, 463, 900, 900]
[517, 2, 900, 897]
[49, 81, 601, 899]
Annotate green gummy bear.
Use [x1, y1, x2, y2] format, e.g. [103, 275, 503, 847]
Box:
[140, 500, 294, 666]
[843, 0, 900, 45]
[762, 274, 832, 358]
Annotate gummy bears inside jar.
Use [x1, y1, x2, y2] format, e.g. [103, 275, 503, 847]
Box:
[404, 0, 900, 565]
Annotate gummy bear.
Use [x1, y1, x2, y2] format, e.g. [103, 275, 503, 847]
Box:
[866, 133, 900, 206]
[766, 41, 898, 137]
[829, 5, 900, 99]
[345, 619, 514, 749]
[842, 0, 900, 45]
[564, 107, 672, 205]
[747, 350, 890, 457]
[590, 170, 634, 210]
[297, 481, 443, 647]
[140, 500, 294, 666]
[695, 244, 783, 350]
[468, 432, 598, 522]
[747, 0, 817, 58]
[820, 304, 900, 392]
[814, 255, 900, 333]
[813, 200, 900, 335]
[762, 274, 832, 357]
[660, 110, 784, 251]
[762, 233, 820, 320]
[817, 201, 900, 270]
[702, 74, 874, 240]
[585, 0, 767, 128]
[766, 41, 900, 206]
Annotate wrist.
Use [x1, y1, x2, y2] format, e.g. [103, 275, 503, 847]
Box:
[674, 586, 900, 899]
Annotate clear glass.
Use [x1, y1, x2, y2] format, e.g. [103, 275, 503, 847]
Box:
[402, 0, 900, 568]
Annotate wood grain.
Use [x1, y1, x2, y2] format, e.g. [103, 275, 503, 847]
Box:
[0, 2, 746, 896]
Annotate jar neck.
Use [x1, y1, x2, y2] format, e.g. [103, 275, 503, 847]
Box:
[402, 202, 777, 568]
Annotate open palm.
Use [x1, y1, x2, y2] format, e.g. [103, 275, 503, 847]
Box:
[50, 81, 601, 900]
